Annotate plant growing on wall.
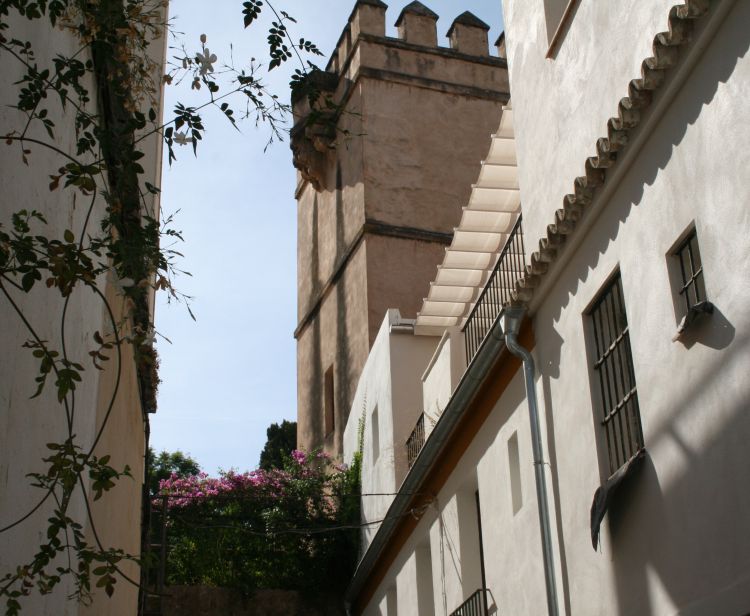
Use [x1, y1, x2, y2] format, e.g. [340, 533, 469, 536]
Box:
[0, 1, 328, 613]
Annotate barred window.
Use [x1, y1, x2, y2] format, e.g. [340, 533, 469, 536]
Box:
[590, 273, 643, 475]
[675, 229, 707, 316]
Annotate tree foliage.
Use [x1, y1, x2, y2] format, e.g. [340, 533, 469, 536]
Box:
[258, 420, 297, 471]
[147, 448, 201, 496]
[157, 449, 361, 596]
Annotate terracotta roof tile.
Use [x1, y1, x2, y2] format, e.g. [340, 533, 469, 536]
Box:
[511, 0, 712, 304]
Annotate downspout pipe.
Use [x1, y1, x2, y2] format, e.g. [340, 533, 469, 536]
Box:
[502, 306, 560, 616]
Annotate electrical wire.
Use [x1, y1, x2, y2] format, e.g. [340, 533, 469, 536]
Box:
[167, 502, 433, 538]
[152, 490, 429, 501]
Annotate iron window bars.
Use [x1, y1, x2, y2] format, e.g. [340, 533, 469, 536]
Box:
[406, 413, 425, 469]
[590, 273, 644, 475]
[449, 589, 489, 616]
[463, 215, 526, 364]
[676, 229, 707, 316]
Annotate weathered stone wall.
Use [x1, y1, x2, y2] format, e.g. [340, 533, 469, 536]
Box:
[162, 586, 346, 616]
[294, 1, 509, 455]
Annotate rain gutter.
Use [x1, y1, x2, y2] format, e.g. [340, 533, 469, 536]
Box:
[503, 306, 560, 616]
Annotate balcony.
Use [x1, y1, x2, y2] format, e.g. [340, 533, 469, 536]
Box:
[449, 588, 489, 616]
[463, 215, 526, 364]
[406, 413, 425, 468]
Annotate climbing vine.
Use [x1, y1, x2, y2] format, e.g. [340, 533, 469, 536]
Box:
[0, 0, 326, 613]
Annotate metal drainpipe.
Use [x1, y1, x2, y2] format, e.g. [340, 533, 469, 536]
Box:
[502, 306, 560, 616]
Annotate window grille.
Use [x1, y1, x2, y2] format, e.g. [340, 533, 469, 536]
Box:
[463, 215, 525, 365]
[590, 273, 643, 475]
[676, 229, 707, 316]
[449, 589, 489, 616]
[406, 413, 425, 469]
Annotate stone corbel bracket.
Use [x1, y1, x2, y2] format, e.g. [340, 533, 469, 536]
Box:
[290, 70, 340, 191]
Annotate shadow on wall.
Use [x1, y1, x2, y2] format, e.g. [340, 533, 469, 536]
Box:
[607, 331, 750, 615]
[307, 194, 323, 446]
[335, 160, 352, 457]
[303, 160, 354, 456]
[677, 303, 734, 351]
[538, 308, 738, 616]
[539, 0, 750, 326]
[430, 375, 524, 614]
[537, 324, 573, 616]
[529, 4, 750, 615]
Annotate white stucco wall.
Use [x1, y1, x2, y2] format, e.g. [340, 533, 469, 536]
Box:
[362, 368, 539, 616]
[0, 8, 166, 616]
[527, 3, 750, 614]
[356, 2, 750, 615]
[502, 0, 678, 261]
[421, 328, 467, 438]
[0, 17, 108, 616]
[343, 309, 438, 552]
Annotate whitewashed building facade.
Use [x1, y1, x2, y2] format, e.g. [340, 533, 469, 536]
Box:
[343, 1, 750, 614]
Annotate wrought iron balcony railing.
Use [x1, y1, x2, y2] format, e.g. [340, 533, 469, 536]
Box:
[449, 588, 489, 616]
[463, 215, 526, 364]
[406, 413, 425, 468]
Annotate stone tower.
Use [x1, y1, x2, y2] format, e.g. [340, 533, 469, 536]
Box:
[292, 0, 509, 456]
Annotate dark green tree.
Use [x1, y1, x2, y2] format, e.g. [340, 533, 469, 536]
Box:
[147, 448, 201, 496]
[159, 449, 361, 596]
[258, 420, 297, 470]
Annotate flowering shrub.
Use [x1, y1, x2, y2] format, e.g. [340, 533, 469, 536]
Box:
[155, 449, 360, 594]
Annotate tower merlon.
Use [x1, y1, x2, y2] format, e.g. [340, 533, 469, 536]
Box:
[495, 31, 507, 60]
[447, 11, 491, 57]
[395, 1, 439, 47]
[292, 2, 508, 191]
[352, 0, 388, 41]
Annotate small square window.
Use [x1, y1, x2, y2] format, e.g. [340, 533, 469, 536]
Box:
[675, 229, 707, 316]
[668, 228, 713, 341]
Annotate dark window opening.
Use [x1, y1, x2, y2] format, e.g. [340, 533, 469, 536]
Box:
[675, 229, 707, 317]
[371, 405, 380, 463]
[544, 0, 568, 42]
[324, 365, 335, 436]
[590, 273, 643, 476]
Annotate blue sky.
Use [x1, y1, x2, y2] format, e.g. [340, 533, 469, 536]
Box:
[152, 0, 505, 474]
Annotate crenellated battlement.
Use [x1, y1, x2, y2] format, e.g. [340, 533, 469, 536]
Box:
[292, 1, 511, 457]
[325, 1, 499, 74]
[291, 1, 508, 190]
